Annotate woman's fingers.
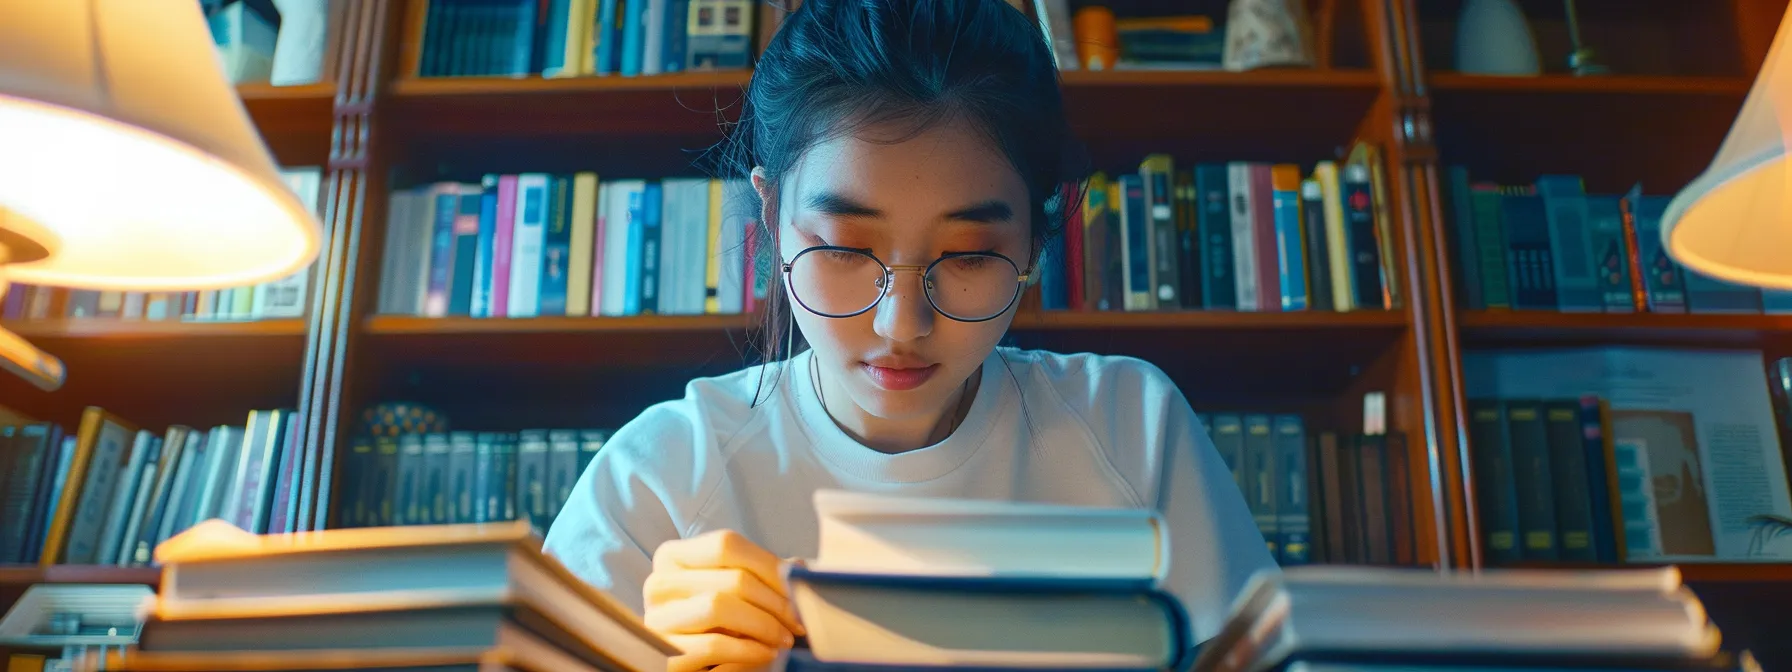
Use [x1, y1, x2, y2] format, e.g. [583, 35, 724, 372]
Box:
[663, 633, 778, 672]
[645, 591, 796, 650]
[654, 530, 790, 599]
[643, 567, 805, 636]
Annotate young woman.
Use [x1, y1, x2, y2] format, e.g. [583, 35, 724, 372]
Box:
[543, 0, 1276, 669]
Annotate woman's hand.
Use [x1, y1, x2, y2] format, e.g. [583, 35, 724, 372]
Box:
[644, 529, 807, 672]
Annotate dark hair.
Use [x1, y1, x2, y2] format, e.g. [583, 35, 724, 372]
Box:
[714, 0, 1089, 404]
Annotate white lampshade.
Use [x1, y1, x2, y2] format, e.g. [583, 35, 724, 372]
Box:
[0, 0, 323, 291]
[1662, 5, 1792, 290]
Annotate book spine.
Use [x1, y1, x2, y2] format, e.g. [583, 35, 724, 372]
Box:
[491, 175, 519, 317]
[640, 181, 663, 314]
[1500, 191, 1557, 310]
[1468, 399, 1521, 564]
[1585, 196, 1633, 313]
[1504, 400, 1560, 561]
[538, 176, 573, 316]
[1341, 164, 1384, 310]
[1272, 415, 1309, 564]
[1445, 166, 1483, 310]
[1143, 155, 1179, 309]
[1228, 163, 1257, 311]
[1536, 175, 1601, 312]
[1242, 414, 1279, 561]
[470, 177, 499, 318]
[1196, 164, 1234, 309]
[1300, 178, 1333, 312]
[447, 189, 483, 316]
[508, 173, 550, 318]
[1270, 164, 1306, 311]
[1249, 164, 1280, 311]
[1544, 400, 1597, 562]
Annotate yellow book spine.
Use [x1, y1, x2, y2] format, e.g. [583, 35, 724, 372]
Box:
[567, 172, 600, 316]
[1313, 161, 1352, 311]
[704, 179, 724, 314]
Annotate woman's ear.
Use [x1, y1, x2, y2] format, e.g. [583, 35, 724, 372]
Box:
[751, 167, 777, 236]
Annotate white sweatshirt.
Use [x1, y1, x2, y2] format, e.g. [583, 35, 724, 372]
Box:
[543, 346, 1278, 641]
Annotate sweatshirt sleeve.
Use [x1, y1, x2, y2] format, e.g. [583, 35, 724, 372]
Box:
[1069, 354, 1279, 643]
[542, 401, 716, 616]
[1152, 382, 1281, 643]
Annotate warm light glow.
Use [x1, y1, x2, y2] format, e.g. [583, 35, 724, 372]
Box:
[0, 93, 320, 291]
[1663, 3, 1792, 289]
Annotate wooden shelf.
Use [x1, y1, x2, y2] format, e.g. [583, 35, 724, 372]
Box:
[1013, 309, 1406, 330]
[6, 318, 308, 341]
[1427, 74, 1748, 193]
[1457, 310, 1792, 348]
[360, 314, 762, 379]
[1058, 69, 1383, 170]
[385, 73, 751, 145]
[237, 82, 336, 166]
[0, 565, 161, 587]
[364, 313, 754, 335]
[1503, 561, 1792, 584]
[1, 319, 309, 432]
[1428, 73, 1751, 95]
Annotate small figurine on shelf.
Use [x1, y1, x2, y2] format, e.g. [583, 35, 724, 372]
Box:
[1222, 0, 1315, 71]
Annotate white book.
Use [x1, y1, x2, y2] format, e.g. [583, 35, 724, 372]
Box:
[1229, 162, 1258, 312]
[601, 180, 646, 316]
[1194, 565, 1720, 672]
[658, 181, 685, 314]
[508, 174, 551, 317]
[809, 489, 1166, 581]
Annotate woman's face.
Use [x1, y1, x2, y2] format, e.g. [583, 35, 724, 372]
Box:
[760, 117, 1033, 429]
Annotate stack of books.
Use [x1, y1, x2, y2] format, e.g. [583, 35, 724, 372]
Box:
[783, 490, 1193, 672]
[98, 519, 678, 672]
[1193, 565, 1757, 672]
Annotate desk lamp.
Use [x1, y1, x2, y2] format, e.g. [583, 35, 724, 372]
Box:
[1663, 5, 1792, 289]
[0, 0, 322, 391]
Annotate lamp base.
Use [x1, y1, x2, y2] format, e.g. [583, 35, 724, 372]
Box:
[0, 267, 66, 392]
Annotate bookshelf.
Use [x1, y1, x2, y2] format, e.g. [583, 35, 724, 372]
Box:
[8, 0, 1792, 664]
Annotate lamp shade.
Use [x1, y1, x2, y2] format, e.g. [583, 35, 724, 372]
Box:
[1662, 5, 1792, 290]
[0, 0, 322, 292]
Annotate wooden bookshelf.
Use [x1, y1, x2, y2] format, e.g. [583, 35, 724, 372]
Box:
[0, 565, 161, 588]
[5, 318, 308, 341]
[18, 1, 1792, 664]
[1457, 310, 1792, 347]
[1009, 308, 1405, 331]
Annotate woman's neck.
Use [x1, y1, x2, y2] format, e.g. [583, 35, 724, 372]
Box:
[815, 359, 982, 454]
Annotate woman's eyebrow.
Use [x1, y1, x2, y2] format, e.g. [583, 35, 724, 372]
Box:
[804, 191, 882, 218]
[943, 200, 1013, 224]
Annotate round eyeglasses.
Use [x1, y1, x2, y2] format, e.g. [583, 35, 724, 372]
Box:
[780, 246, 1031, 322]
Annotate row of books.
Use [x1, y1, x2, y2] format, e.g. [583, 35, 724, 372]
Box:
[0, 168, 321, 323]
[1468, 396, 1619, 565]
[336, 429, 611, 535]
[1444, 168, 1792, 314]
[377, 175, 761, 319]
[0, 407, 299, 568]
[417, 0, 758, 78]
[1044, 143, 1399, 314]
[1202, 407, 1417, 569]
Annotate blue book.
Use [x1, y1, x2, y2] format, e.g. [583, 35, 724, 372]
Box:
[784, 567, 1192, 672]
